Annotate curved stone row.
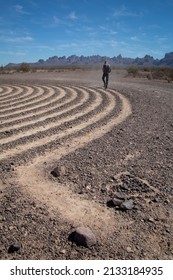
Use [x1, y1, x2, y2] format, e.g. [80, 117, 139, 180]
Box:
[0, 86, 46, 109]
[0, 86, 61, 115]
[0, 87, 96, 142]
[0, 85, 131, 163]
[0, 86, 27, 104]
[0, 86, 14, 99]
[0, 86, 78, 123]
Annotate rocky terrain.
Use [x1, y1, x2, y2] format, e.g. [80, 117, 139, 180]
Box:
[0, 69, 173, 259]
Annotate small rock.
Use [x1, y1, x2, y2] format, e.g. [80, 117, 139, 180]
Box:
[126, 246, 133, 253]
[9, 226, 14, 231]
[86, 185, 91, 191]
[164, 199, 170, 204]
[121, 183, 129, 191]
[51, 166, 66, 177]
[148, 217, 155, 223]
[60, 249, 66, 254]
[8, 242, 21, 253]
[114, 191, 126, 200]
[109, 192, 126, 207]
[112, 198, 123, 207]
[109, 179, 114, 182]
[165, 224, 170, 229]
[69, 226, 96, 247]
[152, 197, 159, 203]
[120, 199, 134, 210]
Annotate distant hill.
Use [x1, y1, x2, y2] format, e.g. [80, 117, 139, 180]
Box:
[5, 52, 173, 68]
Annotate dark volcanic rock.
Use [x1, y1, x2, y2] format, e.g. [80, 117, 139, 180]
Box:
[8, 242, 21, 253]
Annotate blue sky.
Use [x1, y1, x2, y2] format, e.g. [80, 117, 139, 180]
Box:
[0, 0, 173, 65]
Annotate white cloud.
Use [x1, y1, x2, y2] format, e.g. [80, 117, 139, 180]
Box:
[14, 5, 30, 15]
[130, 36, 140, 41]
[53, 16, 63, 26]
[53, 16, 59, 24]
[113, 5, 143, 17]
[155, 36, 168, 42]
[147, 24, 160, 29]
[0, 50, 26, 56]
[110, 30, 118, 35]
[68, 12, 78, 20]
[50, 15, 72, 28]
[3, 36, 34, 43]
[34, 45, 55, 51]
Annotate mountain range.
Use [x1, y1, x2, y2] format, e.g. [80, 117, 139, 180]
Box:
[6, 52, 173, 68]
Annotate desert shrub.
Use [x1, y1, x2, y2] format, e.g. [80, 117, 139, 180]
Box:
[127, 67, 139, 77]
[152, 69, 163, 79]
[143, 67, 150, 72]
[0, 65, 10, 74]
[168, 69, 173, 80]
[18, 62, 30, 72]
[30, 68, 37, 73]
[147, 73, 153, 80]
[151, 68, 171, 80]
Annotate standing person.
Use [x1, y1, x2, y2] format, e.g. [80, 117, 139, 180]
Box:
[102, 60, 111, 89]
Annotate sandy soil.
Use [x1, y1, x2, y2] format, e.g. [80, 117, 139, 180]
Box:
[0, 69, 173, 259]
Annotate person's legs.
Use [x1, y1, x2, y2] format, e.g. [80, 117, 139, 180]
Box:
[102, 73, 109, 89]
[105, 73, 109, 88]
[102, 73, 106, 86]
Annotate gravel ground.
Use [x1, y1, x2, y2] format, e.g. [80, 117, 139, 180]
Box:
[0, 69, 173, 259]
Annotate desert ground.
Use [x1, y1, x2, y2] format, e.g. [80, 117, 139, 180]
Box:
[0, 68, 173, 259]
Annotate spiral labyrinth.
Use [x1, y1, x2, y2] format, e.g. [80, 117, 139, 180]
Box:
[0, 85, 131, 163]
[0, 84, 133, 234]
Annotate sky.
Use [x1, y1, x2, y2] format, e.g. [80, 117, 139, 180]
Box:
[0, 0, 173, 65]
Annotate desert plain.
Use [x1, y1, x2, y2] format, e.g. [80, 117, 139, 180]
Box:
[0, 68, 172, 259]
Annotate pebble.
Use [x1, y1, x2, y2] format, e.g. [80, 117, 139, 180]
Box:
[152, 197, 159, 203]
[9, 226, 14, 230]
[114, 191, 126, 200]
[8, 242, 21, 253]
[112, 198, 123, 206]
[121, 183, 129, 191]
[60, 249, 66, 254]
[148, 217, 155, 223]
[126, 246, 133, 253]
[120, 199, 134, 210]
[109, 191, 126, 207]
